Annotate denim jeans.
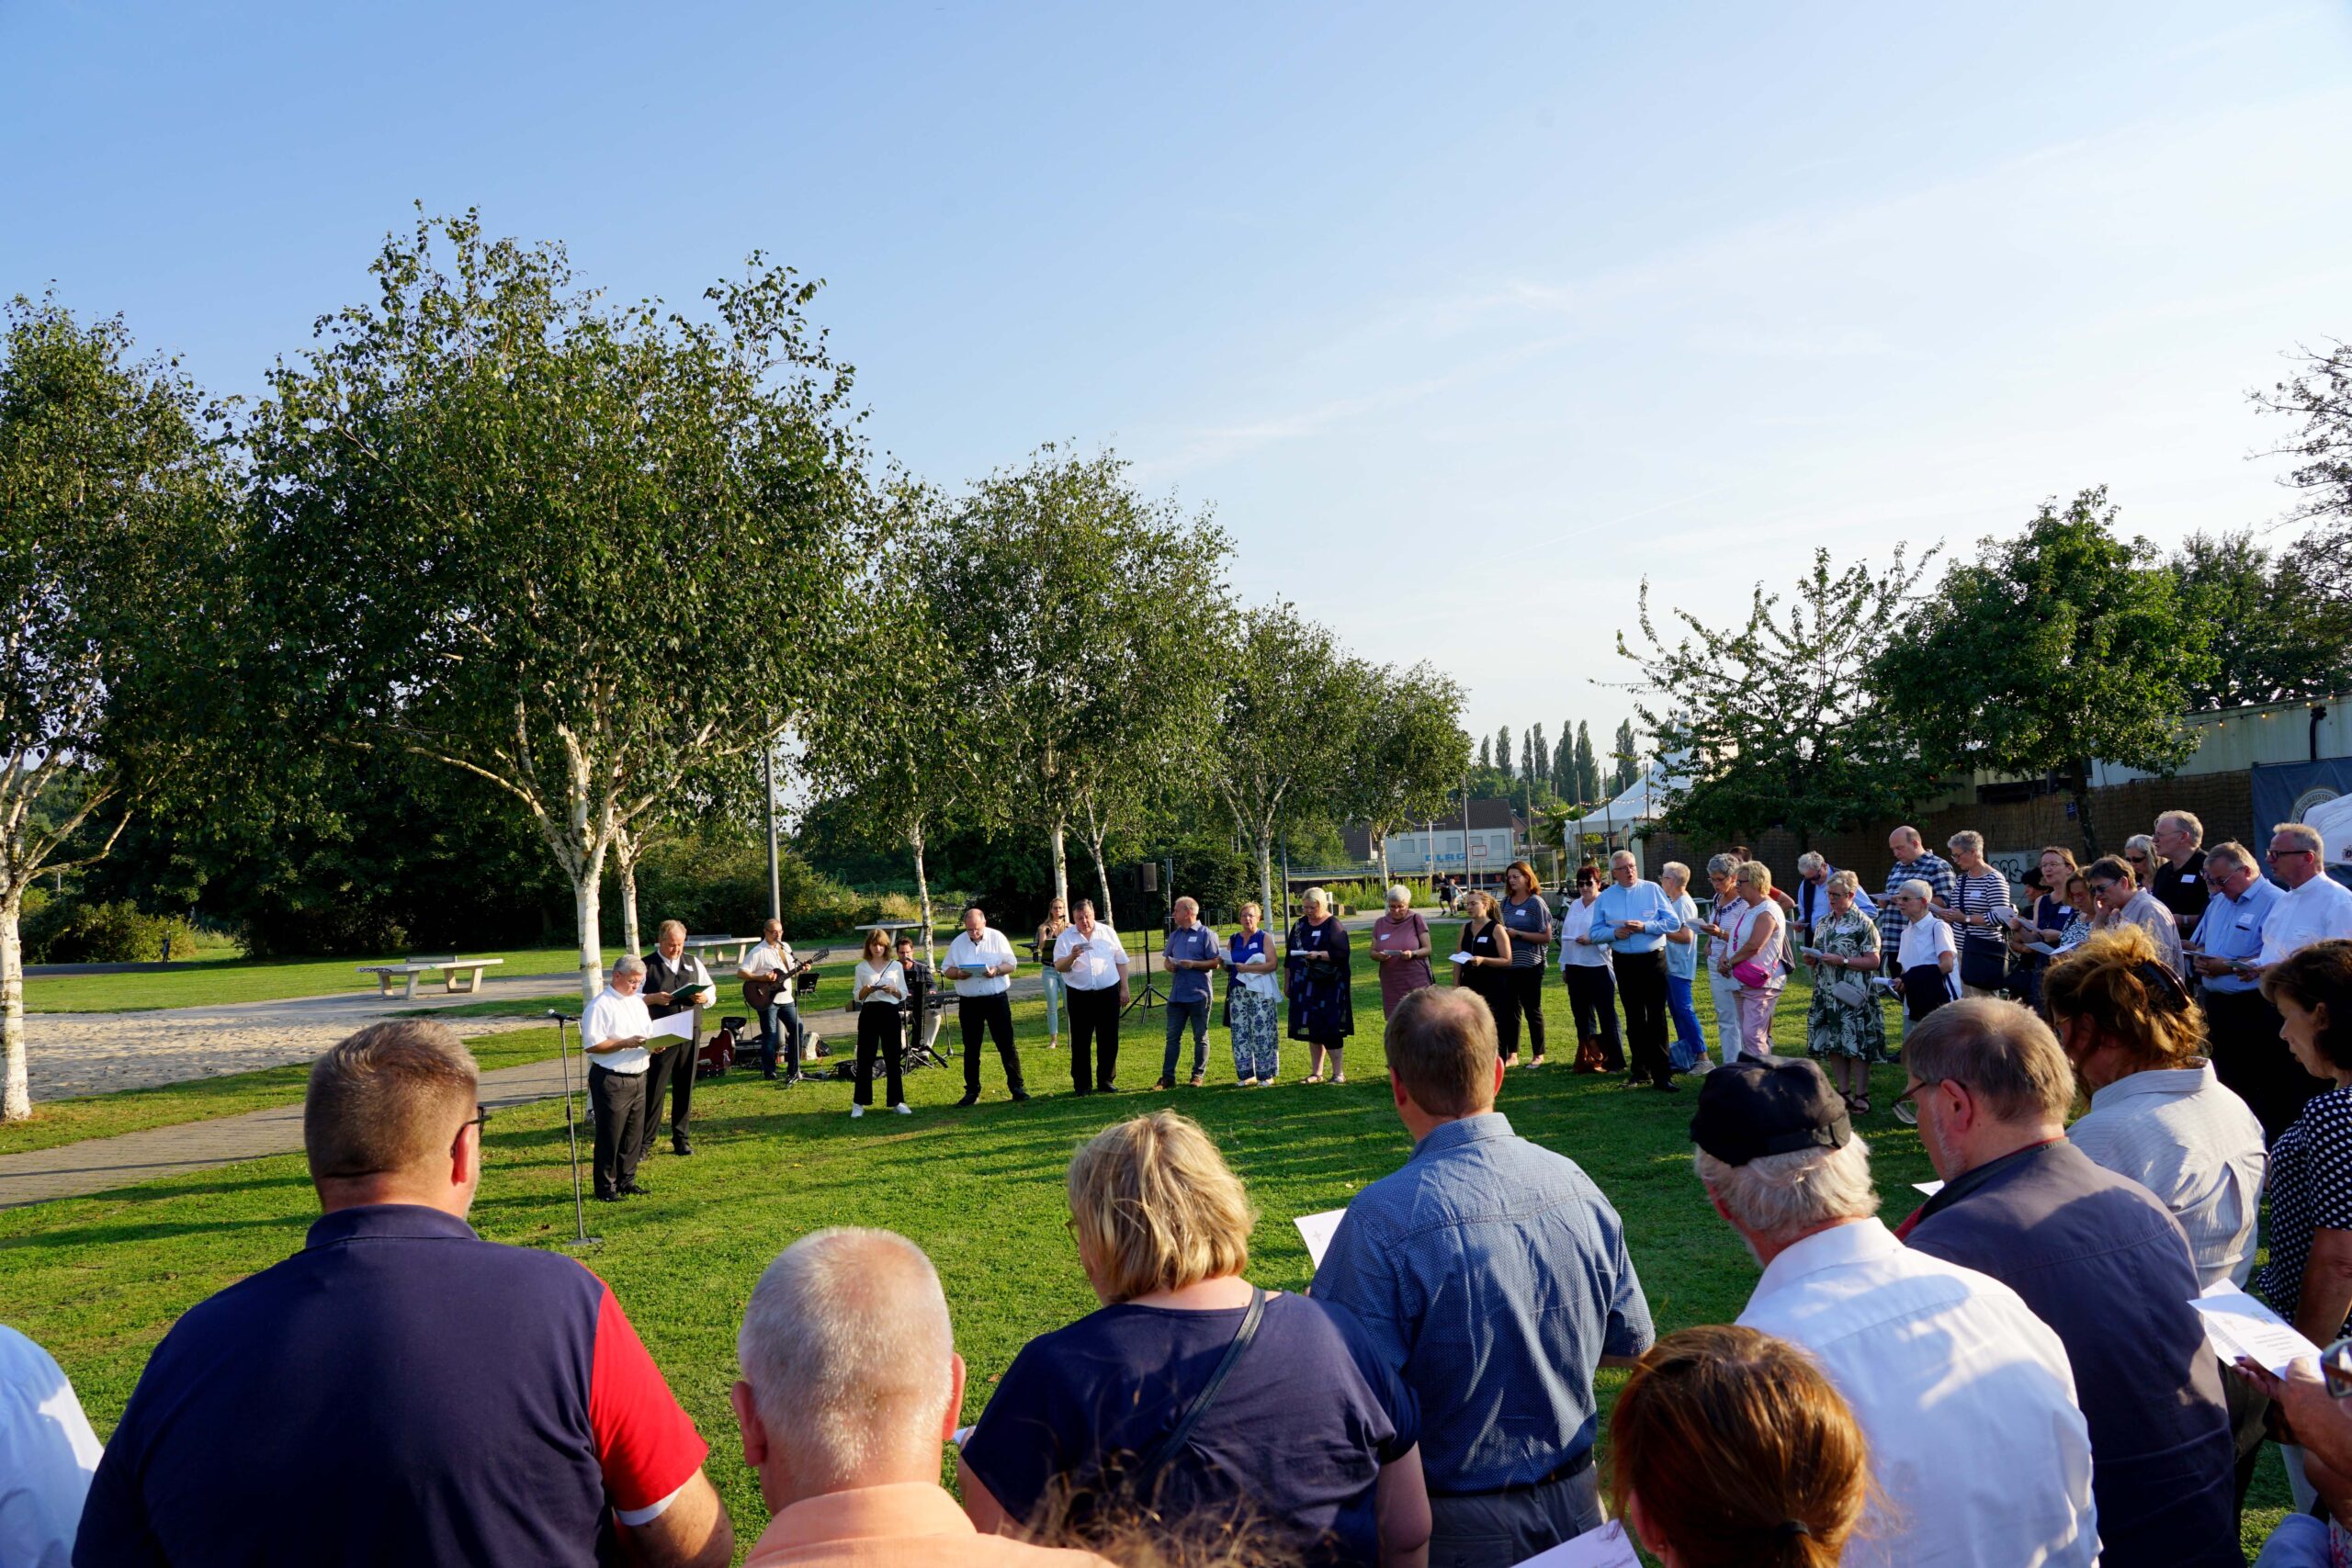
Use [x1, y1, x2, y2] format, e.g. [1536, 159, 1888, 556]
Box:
[1160, 997, 1211, 1083]
[1038, 967, 1066, 1038]
[759, 999, 804, 1077]
[1665, 973, 1705, 1066]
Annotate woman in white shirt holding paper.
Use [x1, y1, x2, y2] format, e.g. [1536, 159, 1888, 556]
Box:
[850, 929, 910, 1119]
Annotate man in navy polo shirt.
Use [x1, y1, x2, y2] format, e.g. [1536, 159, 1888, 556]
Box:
[75, 1021, 733, 1568]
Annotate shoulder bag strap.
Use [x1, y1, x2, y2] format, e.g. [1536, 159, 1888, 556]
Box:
[1127, 1287, 1267, 1494]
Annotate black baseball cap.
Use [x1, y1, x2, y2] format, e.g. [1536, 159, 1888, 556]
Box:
[1689, 1059, 1852, 1166]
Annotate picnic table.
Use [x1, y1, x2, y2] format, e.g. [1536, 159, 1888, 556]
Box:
[682, 935, 760, 970]
[355, 956, 507, 1000]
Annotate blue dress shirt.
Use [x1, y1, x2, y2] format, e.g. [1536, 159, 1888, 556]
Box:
[1588, 878, 1683, 955]
[1310, 1112, 1654, 1491]
[2189, 879, 2284, 994]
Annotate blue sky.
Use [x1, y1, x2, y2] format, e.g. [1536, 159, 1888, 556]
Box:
[6, 1, 2349, 773]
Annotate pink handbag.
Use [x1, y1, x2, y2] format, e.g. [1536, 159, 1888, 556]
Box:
[1731, 959, 1773, 989]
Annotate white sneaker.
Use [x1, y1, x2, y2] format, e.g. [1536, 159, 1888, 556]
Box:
[892, 1103, 912, 1116]
[849, 1105, 865, 1119]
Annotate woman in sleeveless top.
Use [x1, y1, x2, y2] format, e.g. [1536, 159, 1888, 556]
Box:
[1452, 890, 1518, 1060]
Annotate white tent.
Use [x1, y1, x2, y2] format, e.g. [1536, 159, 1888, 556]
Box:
[2307, 793, 2352, 867]
[1566, 758, 1690, 876]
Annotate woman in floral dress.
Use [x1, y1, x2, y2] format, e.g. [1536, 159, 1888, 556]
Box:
[1804, 870, 1887, 1112]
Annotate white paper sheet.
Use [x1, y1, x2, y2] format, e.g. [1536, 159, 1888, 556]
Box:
[1447, 951, 1475, 964]
[1513, 1520, 1641, 1567]
[1913, 1180, 1945, 1196]
[1294, 1209, 1347, 1269]
[648, 1010, 696, 1043]
[2190, 1286, 2325, 1375]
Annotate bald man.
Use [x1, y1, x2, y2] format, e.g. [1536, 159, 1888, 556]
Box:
[730, 1230, 1111, 1566]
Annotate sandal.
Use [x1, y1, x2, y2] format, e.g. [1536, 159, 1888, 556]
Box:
[1851, 1094, 1872, 1115]
[1528, 1055, 1547, 1068]
[1305, 1073, 1325, 1085]
[1332, 1074, 1348, 1085]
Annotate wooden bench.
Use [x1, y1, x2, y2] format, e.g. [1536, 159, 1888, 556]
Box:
[355, 956, 508, 999]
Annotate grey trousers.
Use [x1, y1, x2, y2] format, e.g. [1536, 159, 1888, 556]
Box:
[1426, 1464, 1603, 1568]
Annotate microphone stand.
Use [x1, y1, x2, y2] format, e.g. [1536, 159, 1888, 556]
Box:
[545, 1010, 596, 1247]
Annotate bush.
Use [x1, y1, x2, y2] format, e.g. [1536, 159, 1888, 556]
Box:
[23, 899, 202, 964]
[1317, 877, 1428, 913]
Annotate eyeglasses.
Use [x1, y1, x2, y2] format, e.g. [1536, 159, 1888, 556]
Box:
[458, 1106, 492, 1138]
[2271, 848, 2316, 861]
[2124, 853, 2149, 864]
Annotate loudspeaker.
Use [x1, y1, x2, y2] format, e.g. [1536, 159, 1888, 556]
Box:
[1138, 861, 1159, 893]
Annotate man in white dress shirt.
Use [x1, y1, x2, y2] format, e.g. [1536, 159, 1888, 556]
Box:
[2, 1321, 101, 1568]
[2256, 822, 2352, 970]
[1690, 1058, 2098, 1568]
[1052, 899, 1130, 1095]
[740, 919, 805, 1084]
[583, 954, 658, 1201]
[944, 904, 1027, 1108]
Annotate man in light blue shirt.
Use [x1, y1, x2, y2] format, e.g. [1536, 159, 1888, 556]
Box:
[2188, 841, 2301, 1141]
[1313, 987, 1653, 1564]
[1589, 850, 1685, 1089]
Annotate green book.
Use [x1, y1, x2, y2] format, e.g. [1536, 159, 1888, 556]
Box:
[670, 981, 714, 1006]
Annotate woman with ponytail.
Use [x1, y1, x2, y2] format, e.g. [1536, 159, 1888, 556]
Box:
[1609, 1325, 1867, 1568]
[2046, 926, 2267, 1289]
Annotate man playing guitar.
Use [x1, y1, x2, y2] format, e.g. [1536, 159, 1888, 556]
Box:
[741, 919, 815, 1084]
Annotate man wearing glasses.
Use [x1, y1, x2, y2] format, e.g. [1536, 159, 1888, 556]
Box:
[2188, 842, 2302, 1142]
[76, 1021, 734, 1567]
[2256, 822, 2352, 971]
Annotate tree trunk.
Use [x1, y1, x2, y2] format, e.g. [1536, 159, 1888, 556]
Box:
[1373, 819, 1393, 891]
[2, 890, 26, 1122]
[573, 866, 605, 1007]
[1256, 828, 1275, 921]
[910, 823, 936, 966]
[617, 841, 642, 957]
[2069, 761, 2100, 861]
[1048, 818, 1069, 912]
[1084, 830, 1116, 930]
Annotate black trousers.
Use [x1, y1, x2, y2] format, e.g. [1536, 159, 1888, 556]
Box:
[2204, 987, 2322, 1144]
[638, 1036, 695, 1156]
[1068, 985, 1122, 1092]
[1563, 964, 1625, 1072]
[959, 992, 1025, 1098]
[1506, 965, 1546, 1058]
[860, 1001, 903, 1109]
[1472, 976, 1519, 1059]
[1616, 950, 1672, 1085]
[588, 1064, 646, 1198]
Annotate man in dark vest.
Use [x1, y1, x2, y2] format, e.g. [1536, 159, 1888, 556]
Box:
[640, 919, 714, 1158]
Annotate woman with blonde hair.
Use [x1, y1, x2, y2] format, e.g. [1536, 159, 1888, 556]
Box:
[960, 1112, 1429, 1568]
[1453, 888, 1517, 1057]
[2047, 926, 2265, 1289]
[1609, 1325, 1869, 1568]
[1713, 862, 1785, 1063]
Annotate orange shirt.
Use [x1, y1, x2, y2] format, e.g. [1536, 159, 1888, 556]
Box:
[742, 1482, 1114, 1568]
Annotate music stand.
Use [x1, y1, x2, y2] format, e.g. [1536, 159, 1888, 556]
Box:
[545, 1010, 597, 1247]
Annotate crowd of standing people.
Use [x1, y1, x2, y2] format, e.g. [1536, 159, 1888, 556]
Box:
[17, 806, 2352, 1567]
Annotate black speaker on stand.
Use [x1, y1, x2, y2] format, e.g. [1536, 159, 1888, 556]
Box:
[1125, 859, 1168, 1013]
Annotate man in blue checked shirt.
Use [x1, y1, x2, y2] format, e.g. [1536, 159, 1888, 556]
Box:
[1311, 987, 1654, 1564]
[2186, 840, 2302, 1141]
[1878, 825, 1957, 960]
[1588, 850, 1685, 1090]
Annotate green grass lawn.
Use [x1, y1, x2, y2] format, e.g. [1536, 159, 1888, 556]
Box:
[0, 972, 2291, 1562]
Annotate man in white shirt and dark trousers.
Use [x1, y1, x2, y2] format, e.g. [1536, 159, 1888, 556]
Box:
[1691, 1057, 2098, 1567]
[639, 920, 715, 1158]
[2257, 822, 2352, 971]
[944, 904, 1027, 1107]
[740, 919, 805, 1084]
[1052, 899, 1129, 1095]
[583, 954, 658, 1201]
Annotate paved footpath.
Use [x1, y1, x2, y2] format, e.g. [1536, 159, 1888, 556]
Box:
[0, 1054, 584, 1209]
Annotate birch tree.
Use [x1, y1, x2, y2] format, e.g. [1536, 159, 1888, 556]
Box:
[0, 297, 232, 1119]
[1341, 669, 1471, 887]
[248, 212, 865, 1002]
[1214, 603, 1370, 914]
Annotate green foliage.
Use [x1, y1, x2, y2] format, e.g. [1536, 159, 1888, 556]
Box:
[2254, 338, 2352, 540]
[1624, 545, 1934, 851]
[22, 899, 199, 964]
[1495, 725, 1512, 780]
[243, 209, 868, 995]
[1214, 603, 1372, 911]
[2170, 529, 2352, 706]
[617, 829, 907, 943]
[1573, 721, 1599, 804]
[1872, 489, 2216, 855]
[1611, 719, 1640, 795]
[1340, 666, 1472, 874]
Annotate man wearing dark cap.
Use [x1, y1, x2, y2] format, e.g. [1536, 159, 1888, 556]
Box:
[1691, 1057, 2098, 1568]
[1901, 999, 2239, 1568]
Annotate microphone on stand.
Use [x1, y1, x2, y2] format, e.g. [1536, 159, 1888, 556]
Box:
[544, 1009, 594, 1246]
